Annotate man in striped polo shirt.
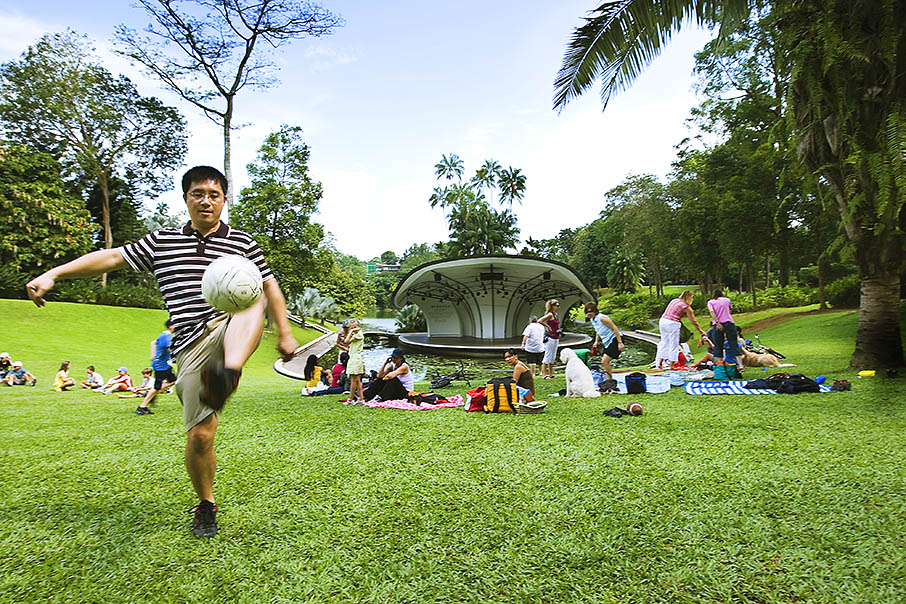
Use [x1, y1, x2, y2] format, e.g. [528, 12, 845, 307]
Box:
[25, 166, 299, 538]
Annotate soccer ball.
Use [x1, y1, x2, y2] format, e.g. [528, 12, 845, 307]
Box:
[201, 255, 263, 313]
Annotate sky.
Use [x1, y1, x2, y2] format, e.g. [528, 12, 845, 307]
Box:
[0, 1, 714, 261]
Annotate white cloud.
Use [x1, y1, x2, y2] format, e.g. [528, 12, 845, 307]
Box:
[0, 12, 57, 60]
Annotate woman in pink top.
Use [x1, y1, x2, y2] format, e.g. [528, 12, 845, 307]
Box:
[707, 289, 742, 366]
[655, 290, 706, 370]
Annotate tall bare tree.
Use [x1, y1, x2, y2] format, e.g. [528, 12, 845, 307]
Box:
[115, 0, 343, 208]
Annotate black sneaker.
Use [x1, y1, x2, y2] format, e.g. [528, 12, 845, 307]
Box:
[192, 500, 218, 538]
[135, 406, 153, 415]
[200, 361, 241, 411]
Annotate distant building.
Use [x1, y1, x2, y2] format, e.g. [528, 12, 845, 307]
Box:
[366, 262, 401, 274]
[390, 255, 593, 354]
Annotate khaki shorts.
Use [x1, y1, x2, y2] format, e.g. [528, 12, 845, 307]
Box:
[174, 314, 230, 431]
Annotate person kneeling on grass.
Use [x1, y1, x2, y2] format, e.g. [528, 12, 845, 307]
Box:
[53, 361, 76, 391]
[4, 361, 36, 386]
[81, 366, 103, 390]
[362, 348, 414, 402]
[25, 165, 299, 538]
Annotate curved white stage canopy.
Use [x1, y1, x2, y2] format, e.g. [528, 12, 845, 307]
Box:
[391, 255, 596, 347]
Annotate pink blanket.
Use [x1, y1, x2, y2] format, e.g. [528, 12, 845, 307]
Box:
[363, 394, 464, 410]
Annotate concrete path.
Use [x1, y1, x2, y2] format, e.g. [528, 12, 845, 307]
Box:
[273, 319, 338, 380]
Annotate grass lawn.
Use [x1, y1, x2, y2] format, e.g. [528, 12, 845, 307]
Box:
[2, 299, 905, 603]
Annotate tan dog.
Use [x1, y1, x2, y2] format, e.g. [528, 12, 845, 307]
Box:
[741, 349, 780, 367]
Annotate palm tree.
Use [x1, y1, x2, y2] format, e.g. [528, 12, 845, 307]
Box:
[497, 166, 527, 209]
[288, 286, 323, 325]
[554, 0, 906, 369]
[472, 159, 501, 200]
[434, 153, 464, 181]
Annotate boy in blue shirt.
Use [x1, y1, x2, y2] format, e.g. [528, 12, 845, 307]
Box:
[136, 319, 177, 415]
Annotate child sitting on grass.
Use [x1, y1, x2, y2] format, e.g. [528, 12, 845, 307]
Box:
[81, 366, 103, 389]
[53, 360, 76, 392]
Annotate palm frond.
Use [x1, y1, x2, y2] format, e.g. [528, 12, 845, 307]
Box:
[554, 0, 752, 112]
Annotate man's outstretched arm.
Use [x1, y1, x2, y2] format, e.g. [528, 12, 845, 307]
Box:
[262, 278, 299, 360]
[26, 249, 129, 307]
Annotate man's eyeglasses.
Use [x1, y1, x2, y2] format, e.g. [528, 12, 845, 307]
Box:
[188, 190, 222, 201]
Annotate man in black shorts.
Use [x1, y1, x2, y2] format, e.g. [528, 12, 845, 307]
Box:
[26, 166, 298, 538]
[584, 302, 625, 380]
[136, 319, 177, 415]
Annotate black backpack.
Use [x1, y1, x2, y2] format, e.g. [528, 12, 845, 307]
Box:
[777, 374, 821, 394]
[625, 372, 647, 394]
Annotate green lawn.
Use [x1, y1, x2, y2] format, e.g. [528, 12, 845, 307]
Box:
[2, 299, 905, 603]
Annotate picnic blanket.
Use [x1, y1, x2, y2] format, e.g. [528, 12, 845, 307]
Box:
[363, 394, 464, 410]
[683, 380, 835, 395]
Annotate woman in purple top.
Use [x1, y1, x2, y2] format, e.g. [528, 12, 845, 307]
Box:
[655, 290, 706, 370]
[707, 289, 742, 366]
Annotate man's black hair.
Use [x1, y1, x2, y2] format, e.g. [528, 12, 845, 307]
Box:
[505, 348, 520, 358]
[181, 166, 228, 196]
[165, 318, 173, 328]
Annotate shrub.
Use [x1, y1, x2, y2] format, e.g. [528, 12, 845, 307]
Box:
[395, 304, 426, 332]
[0, 266, 28, 299]
[826, 275, 860, 308]
[47, 281, 164, 309]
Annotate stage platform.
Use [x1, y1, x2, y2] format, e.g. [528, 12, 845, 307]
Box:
[397, 332, 593, 358]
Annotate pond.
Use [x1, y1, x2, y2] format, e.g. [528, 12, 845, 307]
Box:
[339, 316, 656, 385]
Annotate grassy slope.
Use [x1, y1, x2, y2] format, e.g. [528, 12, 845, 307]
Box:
[2, 300, 905, 603]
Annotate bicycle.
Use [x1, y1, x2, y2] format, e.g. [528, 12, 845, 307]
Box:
[430, 360, 472, 389]
[744, 333, 786, 359]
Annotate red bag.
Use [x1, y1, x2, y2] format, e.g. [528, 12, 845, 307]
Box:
[464, 386, 486, 412]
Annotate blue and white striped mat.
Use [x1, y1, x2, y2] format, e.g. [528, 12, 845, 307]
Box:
[683, 381, 835, 395]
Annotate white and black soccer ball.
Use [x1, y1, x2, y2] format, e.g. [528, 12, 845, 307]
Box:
[201, 255, 263, 313]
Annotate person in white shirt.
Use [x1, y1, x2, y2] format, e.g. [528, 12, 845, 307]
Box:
[521, 315, 546, 377]
[80, 366, 104, 390]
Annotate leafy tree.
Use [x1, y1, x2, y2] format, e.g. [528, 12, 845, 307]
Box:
[520, 228, 578, 262]
[85, 173, 147, 248]
[603, 174, 673, 296]
[607, 250, 646, 294]
[554, 0, 906, 368]
[231, 125, 324, 298]
[304, 248, 373, 318]
[143, 201, 186, 232]
[378, 250, 399, 265]
[0, 31, 187, 284]
[115, 0, 342, 207]
[569, 215, 625, 288]
[365, 270, 400, 309]
[0, 143, 95, 275]
[428, 153, 523, 256]
[399, 242, 446, 273]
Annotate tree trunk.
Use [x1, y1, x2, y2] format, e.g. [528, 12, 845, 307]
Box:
[223, 98, 234, 213]
[778, 246, 790, 287]
[765, 253, 771, 288]
[851, 273, 905, 369]
[98, 169, 112, 287]
[747, 262, 757, 308]
[817, 258, 827, 310]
